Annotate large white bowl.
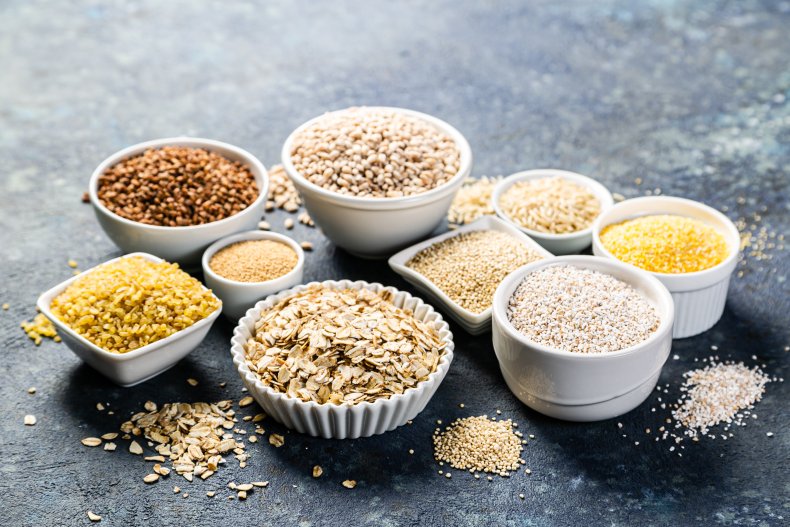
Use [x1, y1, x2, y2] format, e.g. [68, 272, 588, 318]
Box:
[492, 169, 613, 255]
[230, 279, 454, 438]
[491, 255, 674, 422]
[89, 137, 269, 267]
[281, 107, 473, 258]
[202, 230, 305, 321]
[388, 215, 553, 335]
[37, 252, 222, 387]
[592, 196, 740, 339]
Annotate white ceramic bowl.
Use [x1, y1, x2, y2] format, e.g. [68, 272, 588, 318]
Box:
[280, 107, 473, 258]
[230, 279, 454, 438]
[491, 255, 674, 422]
[592, 196, 740, 339]
[492, 169, 614, 255]
[388, 215, 553, 335]
[89, 137, 269, 267]
[202, 231, 305, 321]
[36, 252, 222, 387]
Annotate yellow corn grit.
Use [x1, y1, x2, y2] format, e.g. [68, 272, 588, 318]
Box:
[600, 214, 729, 274]
[50, 256, 219, 353]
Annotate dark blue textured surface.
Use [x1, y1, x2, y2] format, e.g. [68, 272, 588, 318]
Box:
[1, 1, 788, 525]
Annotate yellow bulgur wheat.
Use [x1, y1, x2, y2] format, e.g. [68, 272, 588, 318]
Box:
[50, 256, 220, 353]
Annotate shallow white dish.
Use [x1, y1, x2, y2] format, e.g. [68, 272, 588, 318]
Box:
[281, 107, 473, 258]
[230, 279, 454, 439]
[388, 216, 553, 335]
[592, 196, 740, 339]
[202, 231, 305, 321]
[491, 255, 674, 422]
[37, 252, 222, 387]
[89, 137, 269, 267]
[492, 169, 613, 255]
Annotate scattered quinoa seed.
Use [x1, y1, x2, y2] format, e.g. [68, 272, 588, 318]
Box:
[24, 414, 36, 426]
[342, 480, 357, 489]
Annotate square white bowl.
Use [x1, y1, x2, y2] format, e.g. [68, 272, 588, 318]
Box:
[388, 216, 554, 334]
[37, 252, 222, 387]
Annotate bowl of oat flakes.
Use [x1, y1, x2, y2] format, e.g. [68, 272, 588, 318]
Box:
[230, 280, 454, 438]
[281, 107, 472, 258]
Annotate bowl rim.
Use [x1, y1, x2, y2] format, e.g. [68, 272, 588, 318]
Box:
[388, 215, 554, 326]
[36, 252, 222, 362]
[591, 195, 741, 281]
[202, 230, 306, 288]
[492, 169, 614, 241]
[230, 279, 455, 413]
[89, 136, 269, 232]
[280, 106, 473, 209]
[492, 255, 674, 360]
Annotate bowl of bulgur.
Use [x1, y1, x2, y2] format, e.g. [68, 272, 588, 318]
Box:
[492, 169, 613, 255]
[37, 253, 222, 386]
[89, 137, 269, 266]
[281, 107, 473, 258]
[202, 230, 305, 321]
[591, 196, 740, 338]
[230, 280, 454, 439]
[491, 255, 674, 422]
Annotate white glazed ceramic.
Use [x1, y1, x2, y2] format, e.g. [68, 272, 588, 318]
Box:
[491, 255, 674, 422]
[492, 169, 614, 255]
[89, 137, 269, 267]
[281, 107, 473, 258]
[591, 196, 740, 339]
[202, 231, 305, 321]
[37, 253, 222, 387]
[230, 279, 454, 438]
[388, 216, 553, 335]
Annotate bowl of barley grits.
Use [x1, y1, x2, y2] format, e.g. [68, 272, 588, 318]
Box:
[281, 106, 472, 258]
[230, 280, 454, 438]
[491, 255, 674, 422]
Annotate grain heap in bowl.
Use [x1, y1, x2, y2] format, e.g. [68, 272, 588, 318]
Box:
[499, 177, 601, 233]
[406, 230, 545, 314]
[599, 214, 729, 274]
[209, 239, 298, 282]
[243, 285, 446, 405]
[50, 256, 220, 353]
[97, 146, 258, 226]
[289, 107, 461, 198]
[507, 265, 659, 353]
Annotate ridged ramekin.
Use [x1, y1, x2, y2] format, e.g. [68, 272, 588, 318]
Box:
[230, 279, 454, 439]
[592, 196, 740, 339]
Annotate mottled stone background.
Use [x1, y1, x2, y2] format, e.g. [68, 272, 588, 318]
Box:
[1, 1, 788, 525]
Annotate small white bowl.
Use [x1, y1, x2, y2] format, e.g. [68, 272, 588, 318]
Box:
[492, 169, 614, 255]
[90, 137, 269, 267]
[230, 279, 454, 438]
[388, 215, 553, 335]
[592, 196, 740, 339]
[202, 231, 305, 321]
[281, 107, 473, 258]
[491, 255, 674, 422]
[37, 252, 222, 387]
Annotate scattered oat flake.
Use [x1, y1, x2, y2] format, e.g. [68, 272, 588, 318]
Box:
[27, 387, 36, 394]
[206, 491, 216, 497]
[187, 378, 199, 387]
[312, 465, 323, 478]
[96, 403, 105, 411]
[24, 414, 36, 426]
[143, 474, 159, 483]
[173, 486, 181, 494]
[144, 401, 157, 412]
[81, 437, 102, 447]
[101, 432, 118, 440]
[342, 480, 357, 489]
[103, 442, 117, 451]
[87, 511, 101, 522]
[252, 481, 269, 487]
[239, 396, 254, 407]
[129, 440, 143, 455]
[269, 434, 285, 447]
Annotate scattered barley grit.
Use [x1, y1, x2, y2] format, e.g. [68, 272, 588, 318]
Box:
[290, 107, 461, 198]
[433, 416, 523, 476]
[244, 285, 446, 405]
[507, 265, 660, 354]
[498, 177, 601, 234]
[406, 230, 544, 314]
[209, 239, 298, 282]
[50, 256, 219, 353]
